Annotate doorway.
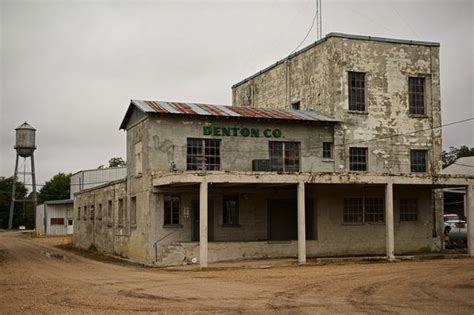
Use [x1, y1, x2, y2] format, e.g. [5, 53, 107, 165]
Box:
[191, 199, 214, 241]
[267, 199, 314, 241]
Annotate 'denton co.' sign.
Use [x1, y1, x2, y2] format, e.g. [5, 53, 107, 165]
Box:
[203, 126, 282, 138]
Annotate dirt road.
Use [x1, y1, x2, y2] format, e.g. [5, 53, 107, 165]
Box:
[1, 231, 473, 314]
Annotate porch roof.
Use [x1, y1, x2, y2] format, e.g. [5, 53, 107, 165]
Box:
[152, 171, 474, 188]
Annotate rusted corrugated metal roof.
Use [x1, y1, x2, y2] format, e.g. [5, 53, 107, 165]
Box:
[127, 99, 338, 124]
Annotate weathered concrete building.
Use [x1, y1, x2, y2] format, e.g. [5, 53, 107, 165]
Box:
[73, 33, 474, 267]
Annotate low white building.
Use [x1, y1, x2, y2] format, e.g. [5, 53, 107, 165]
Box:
[36, 199, 74, 235]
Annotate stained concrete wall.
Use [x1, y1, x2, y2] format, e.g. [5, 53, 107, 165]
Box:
[129, 115, 336, 176]
[73, 179, 157, 264]
[232, 35, 442, 175]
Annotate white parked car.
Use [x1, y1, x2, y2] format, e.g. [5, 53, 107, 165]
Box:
[444, 214, 465, 236]
[18, 225, 26, 230]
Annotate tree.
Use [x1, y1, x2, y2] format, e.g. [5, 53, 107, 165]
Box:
[0, 177, 28, 229]
[37, 172, 71, 204]
[442, 146, 474, 168]
[107, 157, 126, 168]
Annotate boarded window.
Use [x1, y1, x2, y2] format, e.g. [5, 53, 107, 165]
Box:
[186, 138, 221, 171]
[135, 141, 143, 175]
[349, 147, 368, 171]
[98, 204, 102, 220]
[50, 218, 65, 225]
[409, 77, 425, 115]
[77, 207, 81, 220]
[130, 196, 137, 226]
[164, 195, 180, 225]
[108, 200, 113, 218]
[90, 205, 95, 220]
[323, 142, 333, 159]
[348, 72, 366, 111]
[223, 196, 239, 226]
[269, 141, 300, 172]
[410, 149, 427, 173]
[400, 198, 418, 221]
[118, 198, 124, 226]
[83, 206, 87, 220]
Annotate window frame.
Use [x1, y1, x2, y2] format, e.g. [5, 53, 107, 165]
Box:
[322, 142, 333, 159]
[349, 147, 368, 171]
[186, 138, 221, 171]
[130, 196, 137, 227]
[50, 218, 65, 225]
[399, 198, 418, 222]
[118, 198, 124, 227]
[164, 195, 180, 226]
[408, 77, 426, 116]
[269, 141, 301, 172]
[410, 149, 428, 173]
[348, 71, 366, 112]
[343, 197, 385, 224]
[222, 195, 239, 227]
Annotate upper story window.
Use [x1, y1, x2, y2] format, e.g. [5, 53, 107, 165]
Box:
[323, 142, 333, 159]
[408, 77, 425, 115]
[269, 141, 300, 172]
[187, 138, 221, 171]
[164, 195, 180, 226]
[348, 71, 366, 111]
[291, 101, 301, 110]
[410, 149, 427, 173]
[349, 147, 368, 171]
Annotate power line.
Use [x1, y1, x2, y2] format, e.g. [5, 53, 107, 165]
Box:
[288, 0, 318, 55]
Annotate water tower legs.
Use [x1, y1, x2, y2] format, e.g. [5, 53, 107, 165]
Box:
[8, 153, 37, 230]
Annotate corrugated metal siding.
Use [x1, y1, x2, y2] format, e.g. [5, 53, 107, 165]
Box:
[131, 100, 338, 123]
[70, 167, 127, 198]
[45, 203, 73, 235]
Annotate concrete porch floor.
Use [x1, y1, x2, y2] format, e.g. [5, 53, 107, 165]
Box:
[163, 251, 469, 271]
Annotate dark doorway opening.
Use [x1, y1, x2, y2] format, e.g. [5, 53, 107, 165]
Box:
[268, 199, 314, 241]
[191, 199, 214, 241]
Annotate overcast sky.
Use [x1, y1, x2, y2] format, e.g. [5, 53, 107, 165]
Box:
[1, 0, 473, 188]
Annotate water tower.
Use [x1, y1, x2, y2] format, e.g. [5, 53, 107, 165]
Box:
[8, 122, 37, 229]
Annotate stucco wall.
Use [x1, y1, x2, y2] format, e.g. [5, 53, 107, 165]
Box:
[232, 36, 442, 175]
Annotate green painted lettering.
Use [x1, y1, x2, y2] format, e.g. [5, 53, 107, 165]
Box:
[213, 127, 221, 136]
[231, 127, 239, 136]
[263, 129, 272, 138]
[203, 126, 212, 135]
[272, 129, 282, 138]
[250, 128, 259, 137]
[222, 127, 230, 136]
[240, 128, 250, 137]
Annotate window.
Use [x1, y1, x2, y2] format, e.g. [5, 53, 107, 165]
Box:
[50, 218, 65, 225]
[108, 200, 113, 218]
[130, 197, 137, 226]
[68, 219, 73, 225]
[98, 204, 102, 220]
[83, 206, 87, 220]
[348, 71, 366, 111]
[186, 138, 221, 170]
[409, 77, 425, 115]
[269, 141, 300, 172]
[410, 150, 427, 173]
[77, 207, 81, 220]
[291, 101, 300, 110]
[323, 142, 333, 159]
[349, 147, 368, 171]
[118, 198, 124, 226]
[344, 197, 384, 223]
[164, 195, 180, 225]
[343, 198, 363, 223]
[400, 198, 418, 221]
[90, 205, 95, 220]
[134, 141, 143, 175]
[223, 196, 239, 226]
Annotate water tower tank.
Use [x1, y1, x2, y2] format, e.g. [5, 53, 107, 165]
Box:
[14, 122, 36, 157]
